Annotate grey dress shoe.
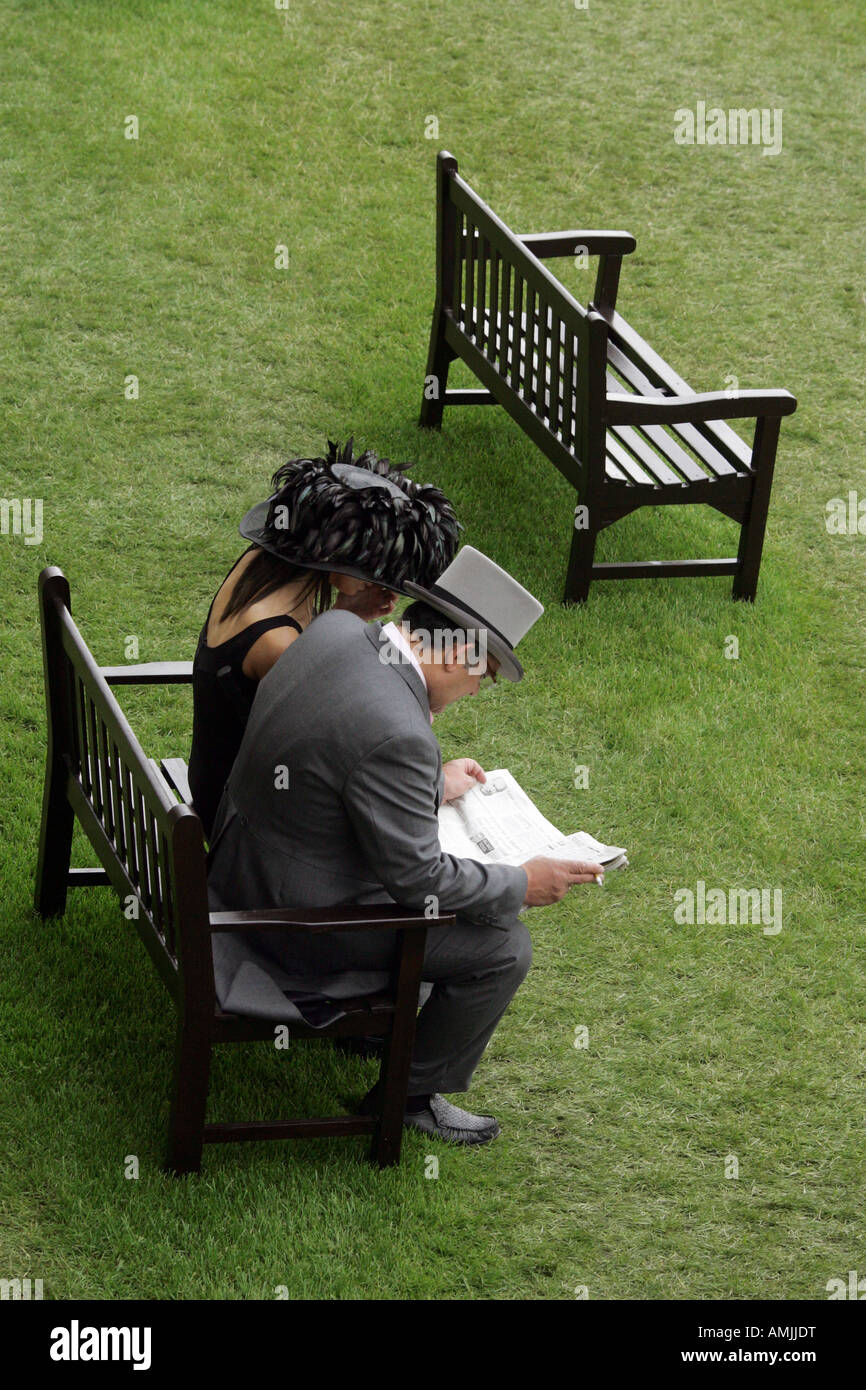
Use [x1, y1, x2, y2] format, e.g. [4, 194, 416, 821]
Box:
[405, 1094, 501, 1146]
[357, 1086, 500, 1145]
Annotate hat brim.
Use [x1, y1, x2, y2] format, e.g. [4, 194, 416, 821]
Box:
[400, 581, 524, 682]
[238, 500, 418, 597]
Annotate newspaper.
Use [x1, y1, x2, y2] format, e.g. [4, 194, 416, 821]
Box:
[437, 768, 628, 870]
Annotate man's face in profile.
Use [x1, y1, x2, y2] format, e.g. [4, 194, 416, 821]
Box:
[427, 643, 501, 712]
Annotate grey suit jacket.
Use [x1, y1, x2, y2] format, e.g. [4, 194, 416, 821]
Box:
[206, 610, 528, 1022]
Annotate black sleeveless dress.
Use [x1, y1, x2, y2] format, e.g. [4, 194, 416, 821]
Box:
[188, 597, 302, 840]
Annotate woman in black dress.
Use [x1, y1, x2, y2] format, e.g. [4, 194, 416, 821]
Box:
[188, 439, 460, 838]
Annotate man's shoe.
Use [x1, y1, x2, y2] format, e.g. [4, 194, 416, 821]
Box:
[406, 1094, 500, 1145]
[358, 1086, 500, 1145]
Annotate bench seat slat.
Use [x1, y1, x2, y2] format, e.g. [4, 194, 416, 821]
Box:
[606, 341, 744, 478]
[606, 398, 695, 486]
[101, 661, 194, 685]
[609, 430, 683, 487]
[604, 434, 657, 487]
[602, 451, 629, 485]
[608, 416, 709, 486]
[640, 423, 717, 483]
[604, 317, 753, 472]
[148, 758, 180, 803]
[160, 757, 193, 806]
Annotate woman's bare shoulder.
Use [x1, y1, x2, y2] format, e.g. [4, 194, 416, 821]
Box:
[241, 623, 302, 681]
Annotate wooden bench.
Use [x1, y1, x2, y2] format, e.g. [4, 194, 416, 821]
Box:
[419, 151, 797, 603]
[33, 567, 453, 1173]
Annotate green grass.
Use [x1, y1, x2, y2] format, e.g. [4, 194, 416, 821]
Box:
[1, 0, 864, 1300]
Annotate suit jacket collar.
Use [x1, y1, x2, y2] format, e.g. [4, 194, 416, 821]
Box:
[364, 622, 431, 722]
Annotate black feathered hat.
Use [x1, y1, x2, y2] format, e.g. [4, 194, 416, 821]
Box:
[239, 439, 461, 595]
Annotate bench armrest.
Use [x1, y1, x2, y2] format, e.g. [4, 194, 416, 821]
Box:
[605, 389, 797, 426]
[209, 906, 456, 935]
[520, 230, 637, 259]
[101, 662, 194, 685]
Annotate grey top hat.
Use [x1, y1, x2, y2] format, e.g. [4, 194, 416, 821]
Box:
[239, 440, 461, 596]
[403, 545, 544, 682]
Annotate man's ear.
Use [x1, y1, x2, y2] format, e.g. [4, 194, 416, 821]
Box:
[441, 641, 466, 673]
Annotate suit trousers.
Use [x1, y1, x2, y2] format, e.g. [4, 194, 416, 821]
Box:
[250, 915, 533, 1095]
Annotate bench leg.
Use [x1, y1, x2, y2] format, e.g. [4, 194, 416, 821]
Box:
[419, 312, 454, 430]
[564, 514, 598, 605]
[732, 416, 780, 601]
[165, 1017, 211, 1176]
[371, 927, 427, 1167]
[34, 763, 74, 918]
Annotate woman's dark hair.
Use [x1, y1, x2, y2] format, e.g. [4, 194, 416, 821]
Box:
[220, 546, 332, 622]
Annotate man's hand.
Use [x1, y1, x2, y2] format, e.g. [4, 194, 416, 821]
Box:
[442, 758, 486, 803]
[334, 584, 398, 622]
[521, 856, 605, 906]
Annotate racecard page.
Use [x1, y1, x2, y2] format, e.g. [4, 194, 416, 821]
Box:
[437, 768, 624, 868]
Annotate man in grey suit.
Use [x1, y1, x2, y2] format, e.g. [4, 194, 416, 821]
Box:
[207, 547, 604, 1144]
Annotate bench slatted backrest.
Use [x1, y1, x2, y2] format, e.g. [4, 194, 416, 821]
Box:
[41, 571, 208, 1002]
[440, 159, 608, 490]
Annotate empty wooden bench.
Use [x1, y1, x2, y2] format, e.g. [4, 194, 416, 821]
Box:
[419, 151, 797, 602]
[33, 567, 452, 1173]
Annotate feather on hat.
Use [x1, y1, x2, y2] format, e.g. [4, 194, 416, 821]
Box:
[239, 439, 461, 594]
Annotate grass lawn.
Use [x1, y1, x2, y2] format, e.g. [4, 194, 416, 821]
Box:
[1, 0, 864, 1300]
